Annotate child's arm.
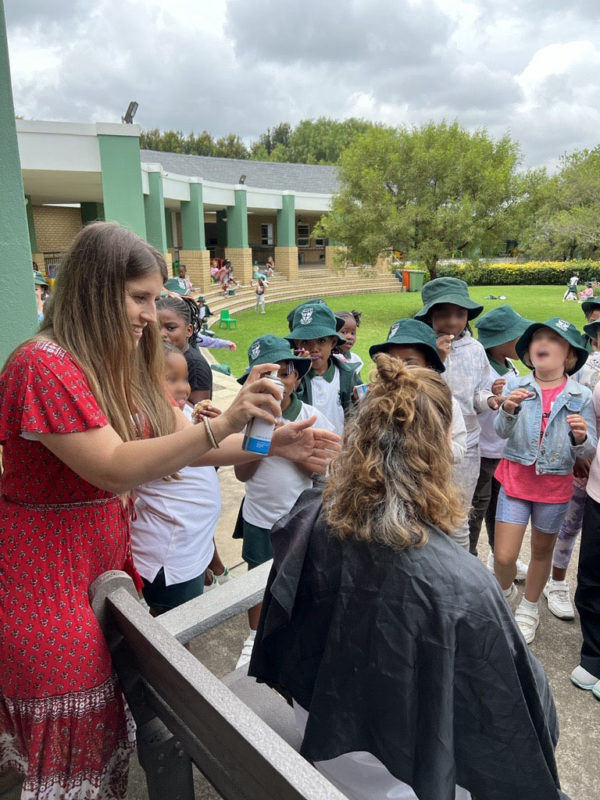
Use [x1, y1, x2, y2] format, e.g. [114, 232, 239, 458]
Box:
[494, 384, 533, 438]
[473, 350, 496, 412]
[234, 462, 261, 482]
[569, 393, 598, 460]
[197, 334, 236, 350]
[451, 399, 467, 463]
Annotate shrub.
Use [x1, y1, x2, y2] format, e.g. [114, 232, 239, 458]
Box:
[433, 260, 600, 285]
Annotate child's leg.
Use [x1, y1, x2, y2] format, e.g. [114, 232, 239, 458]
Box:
[494, 488, 530, 588]
[525, 528, 559, 603]
[551, 483, 585, 580]
[575, 495, 600, 680]
[451, 448, 481, 549]
[484, 476, 501, 550]
[526, 499, 571, 602]
[468, 457, 498, 556]
[255, 295, 260, 312]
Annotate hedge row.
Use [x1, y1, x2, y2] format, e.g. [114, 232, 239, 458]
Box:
[434, 261, 600, 286]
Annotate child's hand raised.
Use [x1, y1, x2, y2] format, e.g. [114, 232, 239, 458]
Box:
[436, 334, 454, 361]
[567, 414, 587, 444]
[503, 388, 534, 414]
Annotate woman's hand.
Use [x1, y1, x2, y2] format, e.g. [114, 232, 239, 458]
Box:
[503, 388, 534, 414]
[213, 363, 283, 438]
[271, 416, 342, 474]
[567, 414, 587, 445]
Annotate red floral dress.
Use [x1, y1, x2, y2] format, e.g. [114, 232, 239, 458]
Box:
[0, 341, 135, 799]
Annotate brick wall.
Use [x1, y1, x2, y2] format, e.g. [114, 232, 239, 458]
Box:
[33, 206, 82, 253]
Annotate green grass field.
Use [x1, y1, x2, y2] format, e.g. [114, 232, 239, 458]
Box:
[210, 285, 591, 378]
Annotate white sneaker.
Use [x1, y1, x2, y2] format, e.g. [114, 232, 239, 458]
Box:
[503, 583, 519, 607]
[543, 579, 575, 620]
[570, 665, 600, 690]
[515, 559, 529, 582]
[236, 631, 256, 669]
[515, 602, 539, 644]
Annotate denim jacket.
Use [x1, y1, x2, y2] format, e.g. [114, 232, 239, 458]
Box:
[494, 374, 597, 474]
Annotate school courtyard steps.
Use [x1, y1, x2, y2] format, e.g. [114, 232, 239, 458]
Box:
[198, 266, 403, 318]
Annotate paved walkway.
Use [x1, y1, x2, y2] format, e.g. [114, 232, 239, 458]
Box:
[127, 369, 600, 800]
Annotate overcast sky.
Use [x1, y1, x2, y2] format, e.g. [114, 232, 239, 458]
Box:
[5, 0, 600, 169]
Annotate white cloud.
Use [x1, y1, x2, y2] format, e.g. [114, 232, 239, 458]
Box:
[4, 0, 600, 168]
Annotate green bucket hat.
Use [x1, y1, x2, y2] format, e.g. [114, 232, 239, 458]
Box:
[474, 305, 533, 350]
[581, 296, 600, 316]
[286, 298, 344, 332]
[369, 318, 445, 372]
[163, 277, 190, 296]
[516, 317, 588, 375]
[33, 270, 48, 287]
[285, 303, 346, 345]
[583, 320, 600, 341]
[414, 277, 483, 321]
[237, 335, 312, 385]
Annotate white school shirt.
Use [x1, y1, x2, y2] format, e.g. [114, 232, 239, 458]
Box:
[451, 397, 468, 463]
[443, 332, 493, 451]
[131, 404, 220, 585]
[242, 400, 334, 531]
[477, 358, 519, 460]
[310, 368, 345, 437]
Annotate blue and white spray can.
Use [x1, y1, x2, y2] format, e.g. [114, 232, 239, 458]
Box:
[242, 372, 284, 454]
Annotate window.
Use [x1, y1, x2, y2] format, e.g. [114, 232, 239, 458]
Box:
[297, 223, 310, 248]
[314, 237, 326, 247]
[261, 223, 274, 246]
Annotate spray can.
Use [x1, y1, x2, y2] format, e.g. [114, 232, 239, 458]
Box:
[242, 371, 284, 454]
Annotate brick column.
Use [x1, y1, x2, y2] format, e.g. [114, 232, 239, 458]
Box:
[325, 245, 348, 270]
[375, 252, 392, 274]
[224, 247, 253, 285]
[179, 249, 210, 291]
[274, 246, 298, 280]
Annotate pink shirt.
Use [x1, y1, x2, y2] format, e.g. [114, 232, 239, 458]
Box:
[496, 381, 573, 503]
[584, 383, 600, 503]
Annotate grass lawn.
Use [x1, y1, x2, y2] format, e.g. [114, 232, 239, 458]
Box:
[209, 285, 592, 378]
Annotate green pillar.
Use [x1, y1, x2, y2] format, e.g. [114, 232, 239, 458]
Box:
[25, 195, 38, 252]
[216, 210, 227, 247]
[98, 133, 146, 237]
[80, 202, 105, 226]
[226, 188, 248, 248]
[180, 181, 206, 249]
[277, 193, 296, 246]
[164, 209, 173, 248]
[143, 170, 167, 252]
[0, 3, 37, 362]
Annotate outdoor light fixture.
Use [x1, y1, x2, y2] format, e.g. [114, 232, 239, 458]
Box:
[122, 101, 139, 124]
[239, 174, 247, 184]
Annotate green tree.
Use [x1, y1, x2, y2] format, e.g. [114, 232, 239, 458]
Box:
[518, 148, 600, 260]
[213, 133, 249, 159]
[317, 121, 522, 278]
[286, 117, 375, 164]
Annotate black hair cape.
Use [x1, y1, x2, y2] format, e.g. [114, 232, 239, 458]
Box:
[248, 489, 570, 800]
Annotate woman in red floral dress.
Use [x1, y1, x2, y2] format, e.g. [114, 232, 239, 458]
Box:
[0, 222, 337, 799]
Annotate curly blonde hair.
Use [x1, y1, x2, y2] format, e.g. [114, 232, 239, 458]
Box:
[323, 353, 465, 549]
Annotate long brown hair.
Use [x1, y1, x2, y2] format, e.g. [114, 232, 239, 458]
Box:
[39, 222, 173, 441]
[323, 353, 464, 548]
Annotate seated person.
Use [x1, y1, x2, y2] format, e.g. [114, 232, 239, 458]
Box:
[249, 354, 570, 800]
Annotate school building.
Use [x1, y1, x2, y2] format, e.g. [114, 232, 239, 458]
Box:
[17, 120, 341, 290]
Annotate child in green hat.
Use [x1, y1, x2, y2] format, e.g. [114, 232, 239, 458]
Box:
[471, 305, 532, 571]
[234, 335, 334, 668]
[416, 277, 501, 550]
[493, 318, 597, 645]
[33, 271, 49, 322]
[369, 318, 467, 462]
[540, 297, 600, 626]
[286, 302, 362, 436]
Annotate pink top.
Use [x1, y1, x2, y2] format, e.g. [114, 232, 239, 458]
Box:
[496, 381, 573, 503]
[584, 383, 600, 503]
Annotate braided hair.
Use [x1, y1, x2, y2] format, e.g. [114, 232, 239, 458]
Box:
[156, 295, 202, 347]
